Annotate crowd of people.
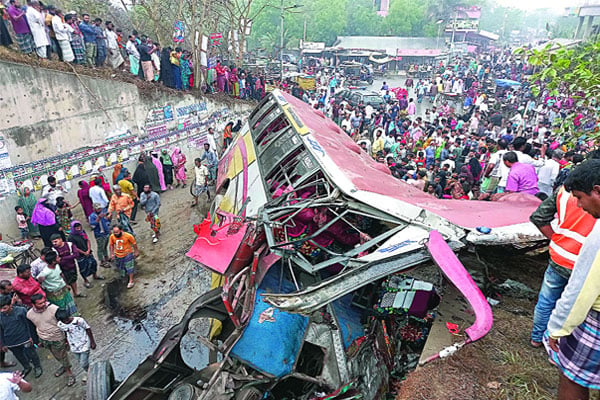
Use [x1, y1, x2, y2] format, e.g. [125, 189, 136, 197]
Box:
[274, 48, 600, 399]
[278, 50, 596, 204]
[0, 1, 271, 96]
[0, 125, 232, 395]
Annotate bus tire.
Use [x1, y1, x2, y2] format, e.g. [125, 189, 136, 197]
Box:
[87, 360, 115, 400]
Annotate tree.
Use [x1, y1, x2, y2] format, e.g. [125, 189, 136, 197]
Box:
[519, 40, 600, 141]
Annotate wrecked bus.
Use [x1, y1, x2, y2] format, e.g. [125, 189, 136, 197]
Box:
[89, 90, 546, 400]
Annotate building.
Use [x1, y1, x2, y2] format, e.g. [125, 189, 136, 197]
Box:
[375, 0, 390, 17]
[330, 36, 448, 69]
[569, 1, 600, 38]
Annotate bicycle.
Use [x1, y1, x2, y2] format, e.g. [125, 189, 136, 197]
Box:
[5, 239, 41, 268]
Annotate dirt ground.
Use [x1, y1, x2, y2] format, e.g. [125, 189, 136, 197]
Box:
[7, 173, 214, 400]
[395, 250, 600, 400]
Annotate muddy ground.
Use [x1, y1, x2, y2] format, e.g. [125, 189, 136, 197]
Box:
[8, 173, 214, 399]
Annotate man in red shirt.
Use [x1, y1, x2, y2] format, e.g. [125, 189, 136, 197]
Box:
[11, 264, 44, 308]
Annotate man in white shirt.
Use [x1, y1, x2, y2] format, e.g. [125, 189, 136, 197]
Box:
[483, 139, 509, 193]
[105, 21, 124, 69]
[41, 176, 65, 209]
[206, 127, 217, 155]
[89, 177, 109, 209]
[364, 104, 374, 121]
[441, 155, 456, 173]
[340, 113, 352, 134]
[191, 158, 210, 207]
[513, 137, 546, 168]
[52, 12, 74, 62]
[537, 149, 563, 196]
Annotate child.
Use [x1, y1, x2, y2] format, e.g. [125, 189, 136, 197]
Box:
[56, 308, 96, 381]
[15, 206, 29, 239]
[55, 197, 73, 234]
[0, 280, 20, 305]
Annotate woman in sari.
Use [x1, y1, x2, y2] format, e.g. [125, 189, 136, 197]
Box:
[112, 164, 123, 185]
[31, 198, 61, 247]
[171, 147, 187, 188]
[74, 180, 93, 219]
[17, 187, 39, 237]
[151, 152, 167, 191]
[230, 68, 239, 98]
[216, 60, 226, 92]
[181, 52, 192, 90]
[160, 149, 174, 190]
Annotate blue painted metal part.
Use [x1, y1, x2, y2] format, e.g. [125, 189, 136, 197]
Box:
[231, 265, 309, 377]
[331, 294, 364, 349]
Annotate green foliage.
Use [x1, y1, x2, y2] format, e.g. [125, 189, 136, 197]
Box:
[525, 40, 600, 141]
[247, 0, 483, 50]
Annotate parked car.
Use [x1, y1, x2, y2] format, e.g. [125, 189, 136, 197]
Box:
[334, 89, 385, 109]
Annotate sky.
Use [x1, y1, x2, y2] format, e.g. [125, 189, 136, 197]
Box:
[495, 0, 584, 11]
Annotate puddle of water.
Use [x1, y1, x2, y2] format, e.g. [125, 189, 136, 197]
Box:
[104, 266, 211, 382]
[110, 317, 160, 381]
[109, 316, 211, 381]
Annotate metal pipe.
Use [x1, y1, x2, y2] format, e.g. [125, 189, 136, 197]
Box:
[280, 0, 284, 83]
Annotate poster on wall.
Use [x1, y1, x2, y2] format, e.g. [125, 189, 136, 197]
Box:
[0, 106, 233, 199]
[173, 20, 185, 43]
[0, 136, 13, 169]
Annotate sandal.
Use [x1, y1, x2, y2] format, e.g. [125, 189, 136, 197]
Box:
[67, 375, 76, 386]
[75, 293, 88, 298]
[530, 340, 543, 348]
[55, 366, 66, 377]
[83, 282, 92, 288]
[94, 275, 106, 280]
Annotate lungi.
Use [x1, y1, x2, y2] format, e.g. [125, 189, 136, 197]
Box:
[141, 60, 154, 81]
[545, 310, 600, 389]
[46, 286, 78, 316]
[70, 36, 85, 64]
[115, 253, 135, 277]
[58, 39, 74, 62]
[146, 213, 160, 234]
[15, 32, 35, 54]
[129, 54, 139, 75]
[108, 48, 124, 68]
[77, 255, 97, 279]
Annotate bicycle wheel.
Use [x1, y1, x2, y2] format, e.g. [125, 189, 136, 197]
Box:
[28, 247, 41, 260]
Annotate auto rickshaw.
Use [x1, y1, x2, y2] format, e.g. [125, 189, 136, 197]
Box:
[341, 62, 374, 85]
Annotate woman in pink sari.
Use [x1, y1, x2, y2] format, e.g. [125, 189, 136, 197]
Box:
[151, 151, 167, 191]
[74, 180, 94, 219]
[171, 147, 187, 188]
[215, 61, 226, 92]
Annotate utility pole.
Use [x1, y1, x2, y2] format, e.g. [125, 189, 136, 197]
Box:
[303, 18, 307, 42]
[449, 9, 457, 64]
[280, 0, 284, 83]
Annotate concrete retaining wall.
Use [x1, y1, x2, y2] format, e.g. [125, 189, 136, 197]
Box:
[0, 60, 253, 237]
